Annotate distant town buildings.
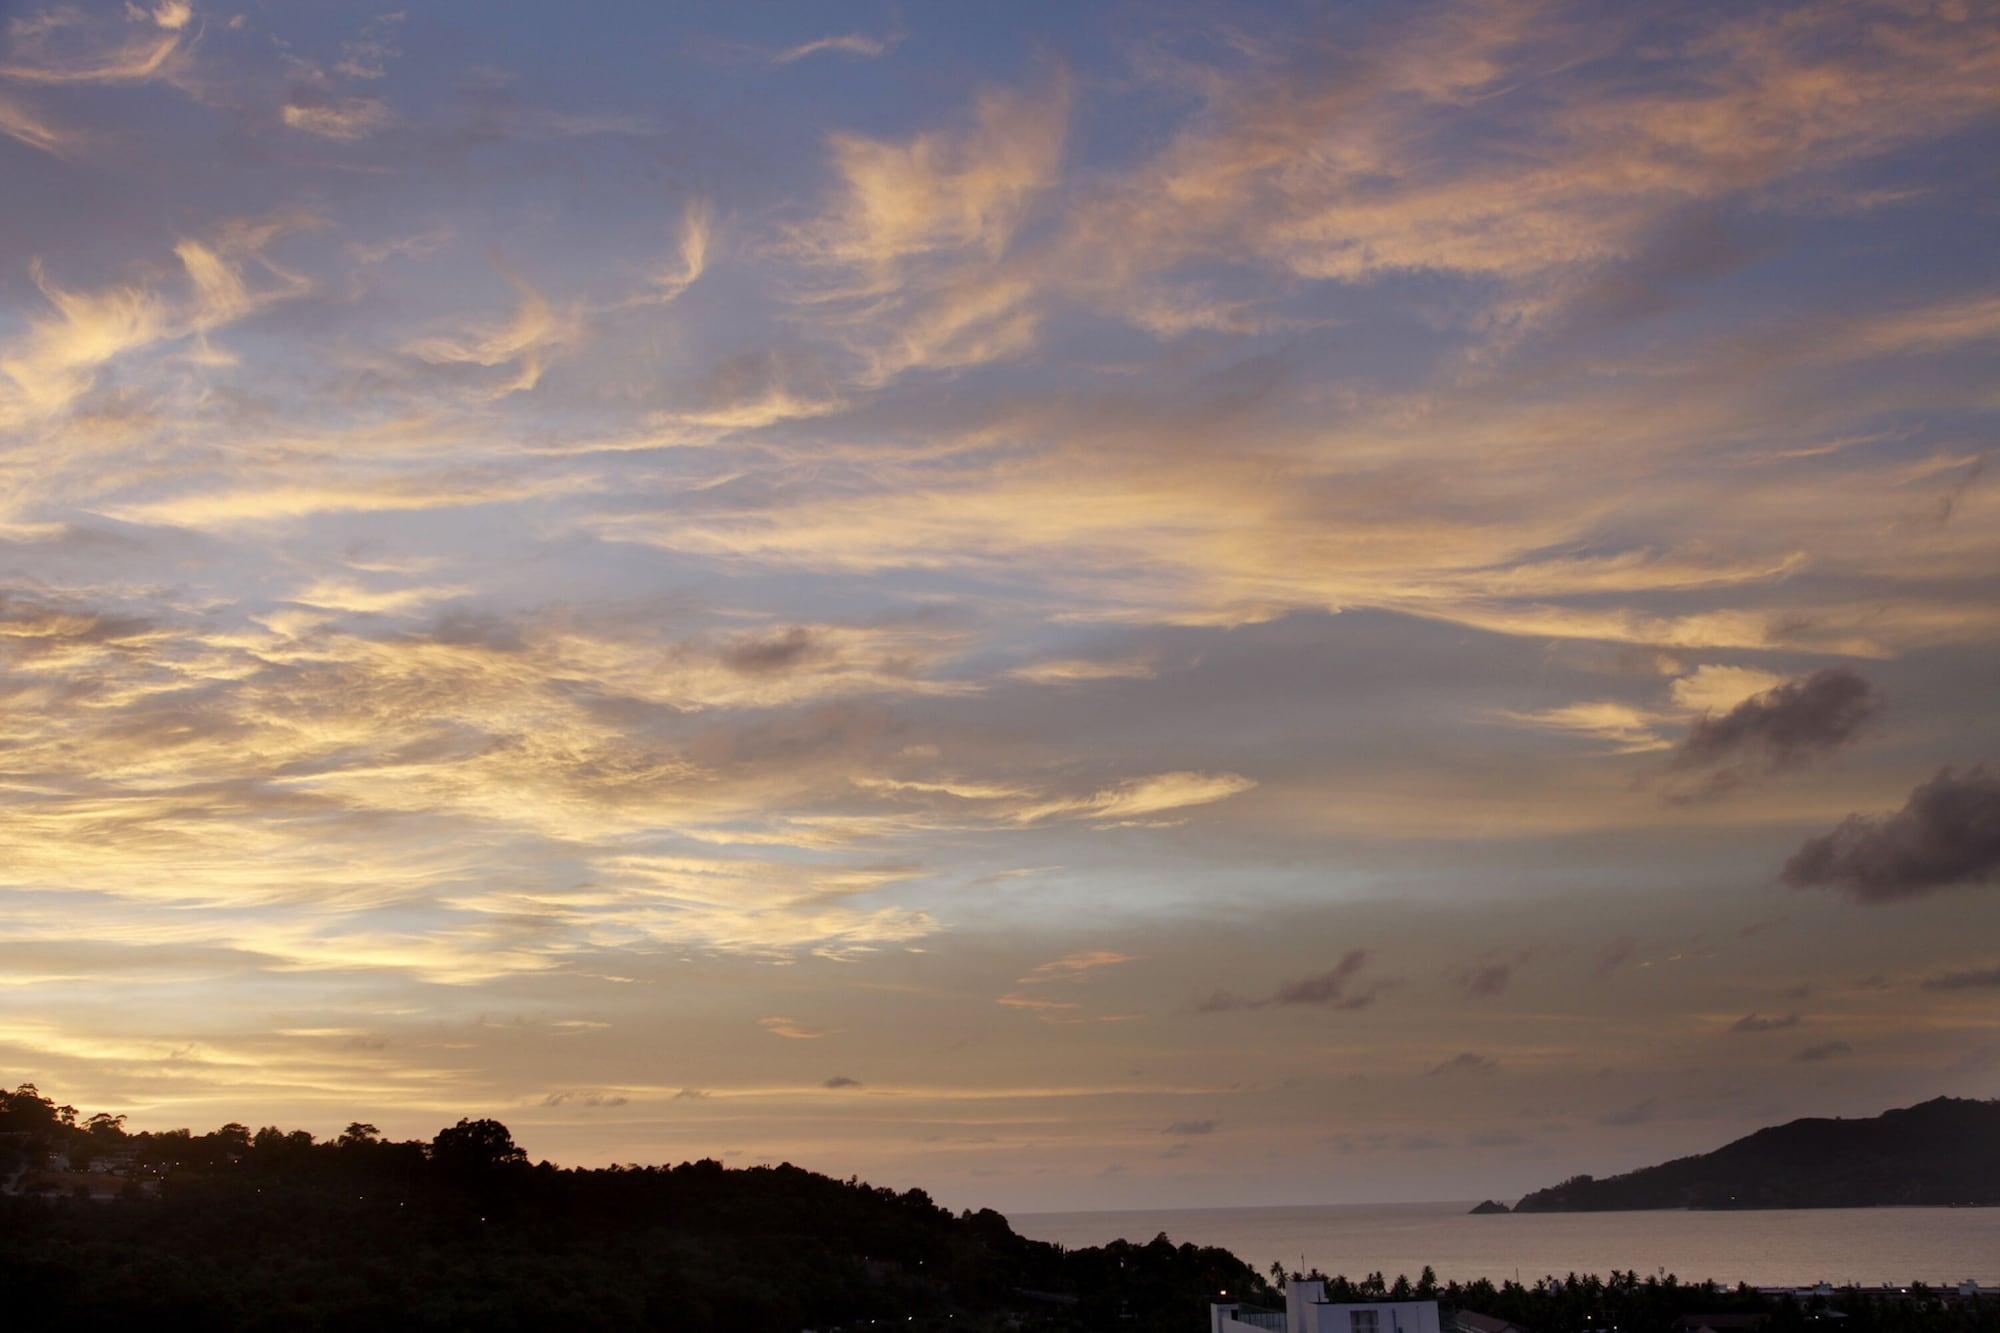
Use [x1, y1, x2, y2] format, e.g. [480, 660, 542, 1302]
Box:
[1213, 1279, 1444, 1333]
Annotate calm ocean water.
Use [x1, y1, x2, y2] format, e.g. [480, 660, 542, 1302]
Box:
[1010, 1202, 2000, 1288]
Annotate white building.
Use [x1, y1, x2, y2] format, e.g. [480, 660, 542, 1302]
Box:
[1214, 1279, 1444, 1333]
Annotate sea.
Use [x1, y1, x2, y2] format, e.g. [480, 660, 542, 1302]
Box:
[1009, 1201, 2000, 1288]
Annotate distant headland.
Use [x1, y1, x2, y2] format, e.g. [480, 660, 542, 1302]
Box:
[1509, 1096, 2000, 1212]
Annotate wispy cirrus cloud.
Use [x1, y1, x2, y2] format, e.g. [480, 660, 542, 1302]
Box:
[772, 31, 901, 65]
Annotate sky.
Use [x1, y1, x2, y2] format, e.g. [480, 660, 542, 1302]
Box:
[1, 0, 1997, 1214]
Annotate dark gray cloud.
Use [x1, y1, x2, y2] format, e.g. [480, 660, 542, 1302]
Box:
[1921, 964, 2000, 991]
[1428, 1052, 1499, 1076]
[1467, 1129, 1528, 1148]
[1195, 949, 1386, 1012]
[1793, 1040, 1852, 1063]
[1458, 962, 1512, 997]
[1782, 765, 2000, 901]
[1729, 1011, 1801, 1033]
[720, 626, 820, 673]
[1597, 1098, 1659, 1127]
[1163, 1119, 1218, 1136]
[1594, 936, 1638, 976]
[822, 1075, 862, 1089]
[1672, 668, 1880, 798]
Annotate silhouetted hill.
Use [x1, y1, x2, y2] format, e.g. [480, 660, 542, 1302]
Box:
[1514, 1097, 2000, 1211]
[0, 1081, 1266, 1331]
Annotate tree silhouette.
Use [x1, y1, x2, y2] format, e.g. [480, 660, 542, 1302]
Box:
[430, 1117, 527, 1172]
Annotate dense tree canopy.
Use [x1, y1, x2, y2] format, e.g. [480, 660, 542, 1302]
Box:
[3, 1082, 1995, 1332]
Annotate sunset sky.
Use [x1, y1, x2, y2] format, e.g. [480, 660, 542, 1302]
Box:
[2, 0, 1998, 1212]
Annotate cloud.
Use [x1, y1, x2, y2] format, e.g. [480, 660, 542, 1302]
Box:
[281, 98, 396, 141]
[1197, 948, 1387, 1012]
[1007, 656, 1157, 686]
[1920, 965, 2000, 992]
[804, 75, 1065, 271]
[793, 68, 1069, 381]
[1017, 950, 1135, 985]
[403, 260, 584, 397]
[1672, 667, 1880, 786]
[1793, 1040, 1852, 1063]
[0, 218, 313, 429]
[1163, 1119, 1217, 1136]
[648, 200, 710, 304]
[1782, 766, 2000, 901]
[1670, 665, 1788, 715]
[772, 32, 900, 65]
[758, 1016, 836, 1040]
[1428, 1052, 1498, 1076]
[541, 1090, 629, 1107]
[1495, 701, 1673, 754]
[1594, 937, 1638, 976]
[1013, 771, 1254, 825]
[0, 15, 185, 85]
[1597, 1098, 1659, 1127]
[1729, 1011, 1801, 1033]
[0, 91, 73, 154]
[821, 1075, 862, 1089]
[719, 626, 820, 674]
[1457, 963, 1513, 998]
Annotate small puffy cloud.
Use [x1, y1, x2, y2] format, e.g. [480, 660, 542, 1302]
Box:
[1163, 1119, 1217, 1136]
[1729, 1011, 1801, 1033]
[1428, 1052, 1499, 1076]
[1782, 766, 2000, 901]
[1673, 668, 1881, 789]
[822, 1075, 862, 1089]
[1197, 948, 1388, 1012]
[1793, 1040, 1852, 1063]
